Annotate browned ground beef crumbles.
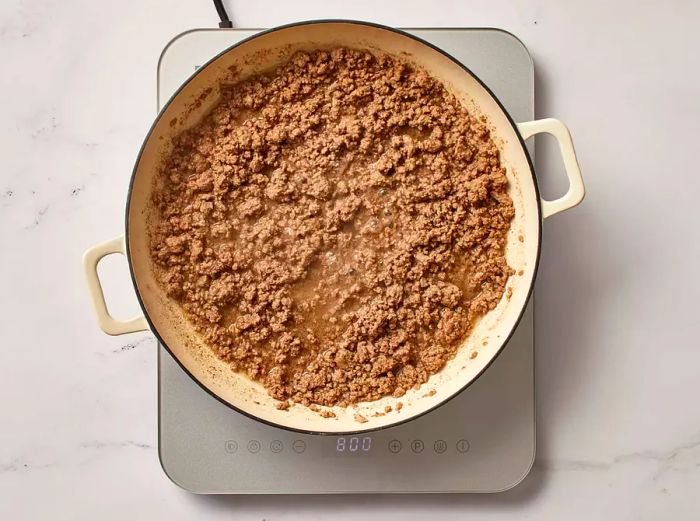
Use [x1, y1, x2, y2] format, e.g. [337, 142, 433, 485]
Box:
[150, 48, 514, 408]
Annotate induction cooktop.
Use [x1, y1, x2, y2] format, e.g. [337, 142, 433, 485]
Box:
[157, 27, 536, 494]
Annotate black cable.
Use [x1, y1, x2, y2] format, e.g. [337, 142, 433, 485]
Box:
[212, 0, 233, 28]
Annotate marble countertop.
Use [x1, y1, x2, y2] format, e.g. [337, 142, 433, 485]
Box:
[2, 0, 699, 519]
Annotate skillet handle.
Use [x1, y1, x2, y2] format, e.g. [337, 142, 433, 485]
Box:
[83, 235, 148, 336]
[517, 118, 585, 218]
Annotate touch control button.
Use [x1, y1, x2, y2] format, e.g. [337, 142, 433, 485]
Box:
[247, 440, 261, 454]
[224, 440, 238, 454]
[388, 440, 402, 453]
[456, 439, 470, 453]
[292, 440, 306, 453]
[410, 440, 424, 453]
[270, 440, 283, 453]
[433, 440, 447, 454]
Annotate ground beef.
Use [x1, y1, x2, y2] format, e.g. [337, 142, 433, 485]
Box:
[150, 47, 514, 408]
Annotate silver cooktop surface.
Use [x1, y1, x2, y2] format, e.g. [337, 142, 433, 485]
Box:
[157, 27, 535, 494]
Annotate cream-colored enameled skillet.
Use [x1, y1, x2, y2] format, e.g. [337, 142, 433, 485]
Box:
[83, 21, 584, 434]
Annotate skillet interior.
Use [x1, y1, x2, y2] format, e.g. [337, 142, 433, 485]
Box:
[126, 21, 541, 434]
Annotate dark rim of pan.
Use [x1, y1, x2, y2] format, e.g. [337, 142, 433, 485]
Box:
[125, 19, 542, 436]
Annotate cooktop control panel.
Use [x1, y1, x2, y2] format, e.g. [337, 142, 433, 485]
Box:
[219, 434, 470, 457]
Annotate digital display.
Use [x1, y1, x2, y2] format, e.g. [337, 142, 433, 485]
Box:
[324, 436, 373, 457]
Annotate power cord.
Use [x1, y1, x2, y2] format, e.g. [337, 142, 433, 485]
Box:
[212, 0, 233, 28]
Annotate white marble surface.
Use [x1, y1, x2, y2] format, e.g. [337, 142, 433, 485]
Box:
[2, 0, 699, 518]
